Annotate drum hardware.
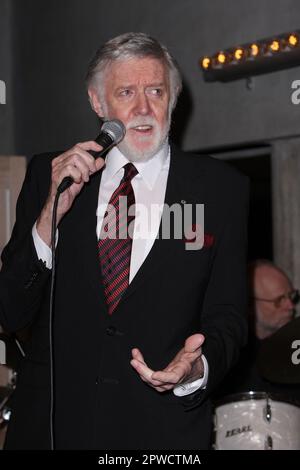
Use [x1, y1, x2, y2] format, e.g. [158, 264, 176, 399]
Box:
[1, 405, 11, 424]
[264, 435, 273, 450]
[263, 396, 272, 422]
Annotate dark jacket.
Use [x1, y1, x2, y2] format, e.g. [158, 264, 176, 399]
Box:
[0, 145, 249, 449]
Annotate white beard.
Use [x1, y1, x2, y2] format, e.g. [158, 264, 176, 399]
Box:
[117, 116, 171, 162]
[101, 102, 171, 162]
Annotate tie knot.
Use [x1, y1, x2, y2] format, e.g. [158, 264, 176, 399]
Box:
[122, 163, 138, 182]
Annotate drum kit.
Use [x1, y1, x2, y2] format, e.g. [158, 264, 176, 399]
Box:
[214, 318, 300, 450]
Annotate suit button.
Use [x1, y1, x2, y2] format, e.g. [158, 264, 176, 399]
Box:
[106, 326, 116, 336]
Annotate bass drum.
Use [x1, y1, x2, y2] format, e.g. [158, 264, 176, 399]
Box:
[214, 391, 300, 450]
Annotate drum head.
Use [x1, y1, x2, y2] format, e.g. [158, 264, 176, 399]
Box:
[215, 390, 300, 408]
[215, 390, 268, 407]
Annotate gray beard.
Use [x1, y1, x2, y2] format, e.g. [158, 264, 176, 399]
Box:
[101, 100, 172, 163]
[117, 131, 169, 162]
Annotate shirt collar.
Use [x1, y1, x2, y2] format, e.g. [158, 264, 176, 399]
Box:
[104, 141, 170, 190]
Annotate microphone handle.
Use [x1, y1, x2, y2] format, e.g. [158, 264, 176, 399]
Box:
[57, 133, 114, 194]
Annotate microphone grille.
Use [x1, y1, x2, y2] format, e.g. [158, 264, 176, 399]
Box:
[102, 119, 126, 144]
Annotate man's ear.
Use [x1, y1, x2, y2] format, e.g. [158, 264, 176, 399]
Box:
[88, 87, 104, 117]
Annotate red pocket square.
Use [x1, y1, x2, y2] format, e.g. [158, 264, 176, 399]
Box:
[203, 233, 215, 248]
[184, 224, 215, 248]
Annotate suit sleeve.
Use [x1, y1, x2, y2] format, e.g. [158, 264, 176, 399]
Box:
[179, 174, 250, 410]
[0, 156, 52, 332]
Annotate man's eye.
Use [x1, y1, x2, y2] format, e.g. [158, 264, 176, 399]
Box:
[151, 88, 162, 96]
[119, 89, 131, 96]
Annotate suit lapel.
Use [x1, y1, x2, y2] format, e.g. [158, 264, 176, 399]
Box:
[76, 168, 109, 314]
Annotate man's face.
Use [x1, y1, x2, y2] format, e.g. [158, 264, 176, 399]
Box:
[254, 266, 295, 338]
[93, 57, 171, 161]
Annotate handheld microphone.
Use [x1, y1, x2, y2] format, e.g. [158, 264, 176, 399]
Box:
[57, 119, 126, 193]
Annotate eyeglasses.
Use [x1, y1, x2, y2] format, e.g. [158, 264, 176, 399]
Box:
[254, 289, 300, 308]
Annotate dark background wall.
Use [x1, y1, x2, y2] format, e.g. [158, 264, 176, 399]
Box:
[0, 0, 14, 154]
[1, 0, 300, 155]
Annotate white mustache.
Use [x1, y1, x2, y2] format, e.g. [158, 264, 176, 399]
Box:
[127, 118, 157, 129]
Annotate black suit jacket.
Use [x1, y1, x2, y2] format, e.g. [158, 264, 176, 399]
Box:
[0, 145, 249, 449]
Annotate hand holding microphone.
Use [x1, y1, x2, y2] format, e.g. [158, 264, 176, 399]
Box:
[36, 119, 125, 246]
[57, 119, 126, 193]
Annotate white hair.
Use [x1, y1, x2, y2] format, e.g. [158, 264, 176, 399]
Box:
[85, 32, 182, 112]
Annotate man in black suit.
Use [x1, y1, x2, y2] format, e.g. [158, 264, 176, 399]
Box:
[0, 32, 249, 449]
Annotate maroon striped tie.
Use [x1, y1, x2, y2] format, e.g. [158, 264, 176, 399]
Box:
[98, 163, 138, 314]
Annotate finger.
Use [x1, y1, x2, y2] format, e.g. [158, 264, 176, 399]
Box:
[55, 164, 83, 185]
[156, 383, 175, 391]
[151, 381, 177, 392]
[68, 154, 93, 182]
[77, 140, 103, 152]
[184, 333, 205, 354]
[148, 381, 172, 392]
[74, 150, 105, 175]
[130, 359, 166, 387]
[95, 157, 105, 172]
[67, 146, 99, 174]
[153, 386, 169, 393]
[130, 358, 154, 382]
[164, 349, 201, 374]
[64, 152, 105, 176]
[152, 368, 184, 384]
[130, 349, 171, 387]
[131, 348, 146, 364]
[56, 144, 100, 174]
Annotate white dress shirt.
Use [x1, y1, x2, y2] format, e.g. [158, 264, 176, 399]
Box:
[32, 141, 208, 395]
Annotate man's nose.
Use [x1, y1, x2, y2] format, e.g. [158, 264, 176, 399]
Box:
[134, 93, 151, 115]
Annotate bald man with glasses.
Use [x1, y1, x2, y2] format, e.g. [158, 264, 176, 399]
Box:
[250, 260, 299, 339]
[214, 259, 300, 401]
